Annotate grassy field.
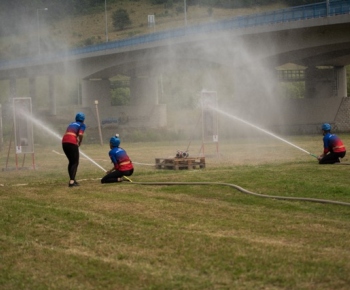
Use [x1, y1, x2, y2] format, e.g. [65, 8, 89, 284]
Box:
[1, 134, 350, 290]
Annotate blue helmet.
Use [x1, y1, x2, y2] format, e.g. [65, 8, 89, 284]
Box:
[322, 123, 331, 131]
[110, 137, 120, 147]
[75, 112, 85, 122]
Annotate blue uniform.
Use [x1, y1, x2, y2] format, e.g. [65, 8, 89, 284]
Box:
[62, 120, 86, 185]
[322, 133, 346, 154]
[109, 147, 133, 171]
[62, 121, 86, 145]
[101, 146, 133, 183]
[320, 133, 346, 164]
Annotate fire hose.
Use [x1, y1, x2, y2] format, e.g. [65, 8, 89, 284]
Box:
[126, 181, 350, 207]
[52, 147, 350, 206]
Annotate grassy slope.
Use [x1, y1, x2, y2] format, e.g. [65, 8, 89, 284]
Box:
[1, 2, 287, 54]
[53, 2, 286, 47]
[1, 135, 350, 289]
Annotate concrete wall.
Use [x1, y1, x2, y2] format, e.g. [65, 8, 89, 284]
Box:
[271, 97, 350, 134]
[335, 97, 350, 132]
[81, 78, 166, 129]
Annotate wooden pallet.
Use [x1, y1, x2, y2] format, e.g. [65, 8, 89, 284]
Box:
[155, 157, 205, 170]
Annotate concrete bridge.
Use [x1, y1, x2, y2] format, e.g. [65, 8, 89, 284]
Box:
[1, 0, 350, 134]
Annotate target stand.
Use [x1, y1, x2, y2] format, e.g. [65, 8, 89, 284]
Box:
[200, 90, 219, 157]
[3, 98, 35, 171]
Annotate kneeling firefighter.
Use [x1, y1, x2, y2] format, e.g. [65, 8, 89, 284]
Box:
[318, 123, 346, 164]
[101, 136, 134, 183]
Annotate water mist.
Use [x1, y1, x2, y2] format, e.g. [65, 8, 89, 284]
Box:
[212, 106, 317, 158]
[21, 110, 107, 172]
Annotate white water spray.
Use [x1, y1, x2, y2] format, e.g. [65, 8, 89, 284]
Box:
[22, 111, 107, 172]
[212, 107, 317, 158]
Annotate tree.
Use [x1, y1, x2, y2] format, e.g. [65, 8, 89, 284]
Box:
[112, 9, 132, 31]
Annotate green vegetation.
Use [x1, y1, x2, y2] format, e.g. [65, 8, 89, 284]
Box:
[112, 9, 132, 31]
[280, 81, 305, 99]
[1, 135, 350, 289]
[1, 0, 324, 67]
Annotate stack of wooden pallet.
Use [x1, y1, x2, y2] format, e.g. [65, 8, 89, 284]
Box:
[155, 157, 205, 170]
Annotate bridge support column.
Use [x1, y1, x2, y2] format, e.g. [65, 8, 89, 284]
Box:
[81, 79, 111, 108]
[9, 78, 16, 100]
[335, 66, 347, 98]
[29, 78, 36, 112]
[49, 75, 56, 116]
[129, 73, 167, 128]
[81, 79, 111, 127]
[130, 75, 158, 106]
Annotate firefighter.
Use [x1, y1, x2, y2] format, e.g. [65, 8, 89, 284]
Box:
[62, 112, 86, 187]
[101, 136, 134, 183]
[318, 123, 346, 164]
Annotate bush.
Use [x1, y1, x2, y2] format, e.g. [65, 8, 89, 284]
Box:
[112, 9, 132, 31]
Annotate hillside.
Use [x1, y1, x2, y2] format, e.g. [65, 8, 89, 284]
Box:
[59, 2, 287, 46]
[1, 2, 287, 58]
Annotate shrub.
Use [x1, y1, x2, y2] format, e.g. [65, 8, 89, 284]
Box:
[112, 9, 132, 31]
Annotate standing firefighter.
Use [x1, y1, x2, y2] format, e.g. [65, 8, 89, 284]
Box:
[101, 136, 134, 183]
[62, 112, 86, 187]
[318, 123, 346, 164]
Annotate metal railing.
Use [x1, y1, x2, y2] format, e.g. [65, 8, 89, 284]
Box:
[1, 0, 350, 68]
[278, 70, 305, 82]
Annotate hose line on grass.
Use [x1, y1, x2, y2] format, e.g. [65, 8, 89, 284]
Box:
[128, 182, 350, 207]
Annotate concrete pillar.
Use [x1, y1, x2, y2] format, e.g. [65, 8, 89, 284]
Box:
[49, 75, 56, 115]
[128, 72, 168, 128]
[305, 67, 334, 98]
[9, 78, 16, 100]
[335, 66, 347, 98]
[304, 67, 316, 99]
[81, 79, 111, 128]
[129, 75, 158, 106]
[0, 104, 2, 151]
[29, 78, 36, 112]
[81, 79, 111, 108]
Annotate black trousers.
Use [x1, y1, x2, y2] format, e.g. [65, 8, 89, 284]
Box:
[62, 143, 79, 180]
[319, 151, 346, 164]
[101, 169, 134, 183]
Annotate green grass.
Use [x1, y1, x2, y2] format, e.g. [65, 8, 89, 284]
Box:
[1, 135, 350, 289]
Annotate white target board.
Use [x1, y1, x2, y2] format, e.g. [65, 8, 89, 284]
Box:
[201, 90, 218, 143]
[13, 98, 34, 154]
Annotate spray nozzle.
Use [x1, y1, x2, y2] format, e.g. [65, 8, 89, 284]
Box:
[310, 153, 318, 159]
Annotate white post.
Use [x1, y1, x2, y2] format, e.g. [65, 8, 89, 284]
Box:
[36, 8, 48, 55]
[184, 0, 187, 26]
[326, 0, 330, 16]
[36, 10, 40, 55]
[0, 104, 2, 151]
[148, 15, 156, 32]
[105, 0, 109, 42]
[95, 100, 104, 146]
